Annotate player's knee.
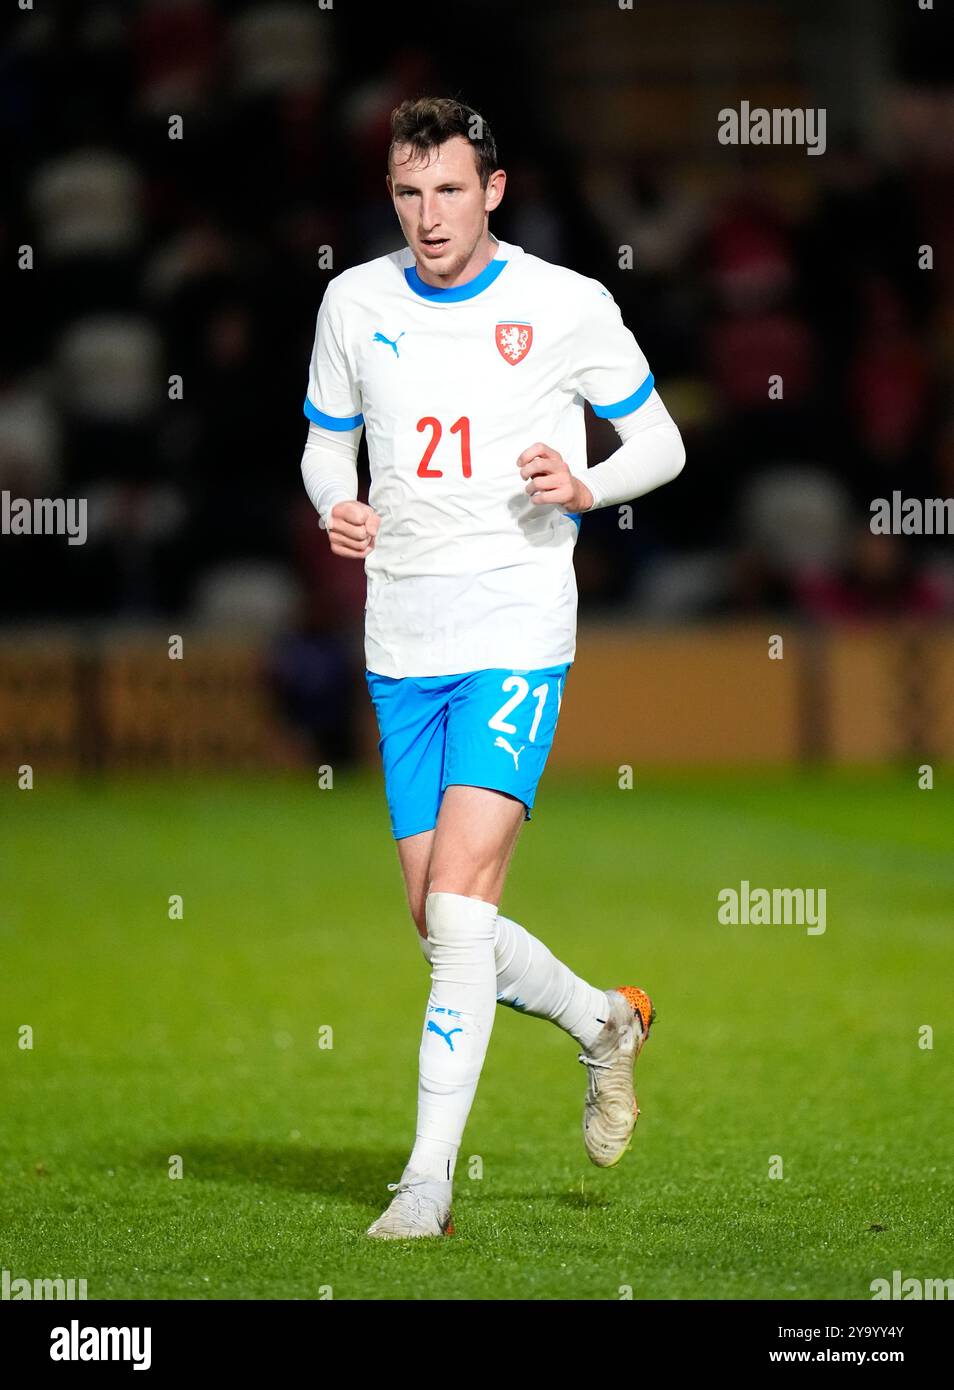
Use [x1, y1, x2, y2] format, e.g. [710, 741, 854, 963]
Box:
[427, 867, 484, 901]
[425, 889, 495, 946]
[425, 890, 459, 944]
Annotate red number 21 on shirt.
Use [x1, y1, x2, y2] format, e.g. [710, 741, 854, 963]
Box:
[416, 416, 472, 478]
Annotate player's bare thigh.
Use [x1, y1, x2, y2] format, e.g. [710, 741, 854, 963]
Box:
[396, 785, 526, 936]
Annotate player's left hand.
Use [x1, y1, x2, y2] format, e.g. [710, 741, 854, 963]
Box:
[516, 443, 594, 513]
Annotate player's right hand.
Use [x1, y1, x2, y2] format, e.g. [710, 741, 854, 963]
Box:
[327, 500, 381, 559]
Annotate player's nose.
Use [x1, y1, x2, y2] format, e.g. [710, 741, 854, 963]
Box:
[419, 197, 442, 229]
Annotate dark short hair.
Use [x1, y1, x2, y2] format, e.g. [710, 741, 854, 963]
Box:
[388, 97, 498, 188]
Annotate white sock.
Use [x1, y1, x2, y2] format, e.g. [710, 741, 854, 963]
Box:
[417, 913, 608, 1050]
[407, 891, 498, 1184]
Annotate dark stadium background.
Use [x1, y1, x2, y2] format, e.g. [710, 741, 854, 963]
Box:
[3, 0, 954, 1318]
[2, 0, 952, 769]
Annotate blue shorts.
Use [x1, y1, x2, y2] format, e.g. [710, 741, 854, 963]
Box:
[365, 663, 573, 840]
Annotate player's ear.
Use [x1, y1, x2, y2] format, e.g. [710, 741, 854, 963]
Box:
[485, 169, 505, 214]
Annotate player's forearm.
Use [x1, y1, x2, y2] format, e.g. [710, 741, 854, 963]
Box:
[300, 421, 361, 526]
[578, 389, 685, 511]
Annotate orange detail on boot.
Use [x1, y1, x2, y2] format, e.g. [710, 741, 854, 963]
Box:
[614, 986, 654, 1038]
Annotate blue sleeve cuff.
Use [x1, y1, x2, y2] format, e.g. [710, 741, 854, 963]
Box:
[590, 371, 654, 419]
[304, 395, 364, 430]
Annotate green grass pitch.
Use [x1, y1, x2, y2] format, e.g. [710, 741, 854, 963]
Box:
[2, 769, 952, 1300]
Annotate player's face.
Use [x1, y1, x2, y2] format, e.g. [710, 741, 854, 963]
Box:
[387, 136, 505, 283]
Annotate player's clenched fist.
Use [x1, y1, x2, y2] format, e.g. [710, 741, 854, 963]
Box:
[516, 443, 594, 513]
[327, 500, 381, 558]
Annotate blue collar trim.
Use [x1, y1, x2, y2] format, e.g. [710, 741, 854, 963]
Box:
[405, 252, 507, 302]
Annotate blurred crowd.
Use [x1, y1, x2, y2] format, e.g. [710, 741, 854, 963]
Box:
[2, 0, 953, 696]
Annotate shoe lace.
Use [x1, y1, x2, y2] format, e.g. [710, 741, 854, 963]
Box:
[386, 1175, 446, 1198]
[382, 1176, 450, 1228]
[577, 1051, 613, 1098]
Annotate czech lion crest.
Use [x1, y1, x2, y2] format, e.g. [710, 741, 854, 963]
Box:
[495, 322, 533, 364]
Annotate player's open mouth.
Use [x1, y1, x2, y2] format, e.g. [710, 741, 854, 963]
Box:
[421, 238, 449, 254]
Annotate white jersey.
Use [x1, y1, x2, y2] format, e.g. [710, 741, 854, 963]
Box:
[303, 236, 654, 678]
